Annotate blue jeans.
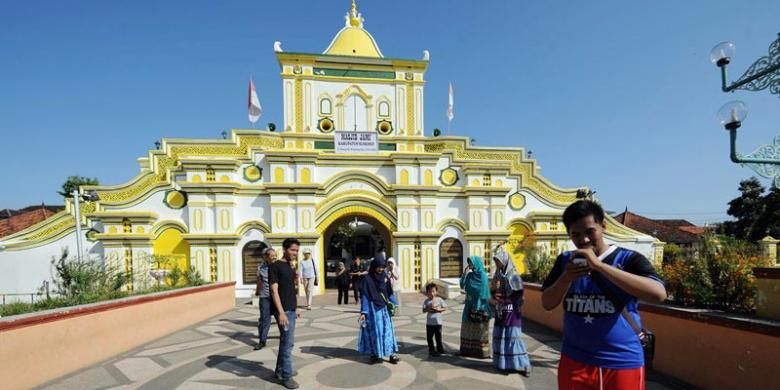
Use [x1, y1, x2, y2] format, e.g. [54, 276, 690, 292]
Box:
[274, 310, 296, 380]
[257, 297, 271, 343]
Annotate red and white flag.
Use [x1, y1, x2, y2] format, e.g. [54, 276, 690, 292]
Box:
[447, 81, 454, 122]
[248, 77, 262, 124]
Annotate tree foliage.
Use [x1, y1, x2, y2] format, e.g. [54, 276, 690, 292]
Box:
[723, 177, 780, 241]
[58, 176, 99, 198]
[330, 224, 357, 254]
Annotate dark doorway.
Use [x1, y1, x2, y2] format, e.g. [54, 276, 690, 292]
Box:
[439, 238, 464, 278]
[242, 240, 267, 285]
[323, 215, 391, 289]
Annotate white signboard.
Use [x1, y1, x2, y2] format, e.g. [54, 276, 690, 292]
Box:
[334, 131, 378, 153]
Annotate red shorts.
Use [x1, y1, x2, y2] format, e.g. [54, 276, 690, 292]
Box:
[558, 354, 645, 390]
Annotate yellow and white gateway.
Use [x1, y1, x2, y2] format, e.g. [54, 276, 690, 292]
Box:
[0, 2, 660, 298]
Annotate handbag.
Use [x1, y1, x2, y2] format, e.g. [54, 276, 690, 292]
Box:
[380, 292, 397, 317]
[467, 308, 491, 323]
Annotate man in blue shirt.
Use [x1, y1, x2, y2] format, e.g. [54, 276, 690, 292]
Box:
[542, 200, 666, 389]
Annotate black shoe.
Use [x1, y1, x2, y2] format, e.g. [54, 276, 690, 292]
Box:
[370, 355, 382, 364]
[281, 378, 300, 389]
[254, 341, 266, 350]
[389, 355, 400, 364]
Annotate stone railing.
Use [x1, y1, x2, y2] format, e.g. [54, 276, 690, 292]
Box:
[0, 281, 236, 389]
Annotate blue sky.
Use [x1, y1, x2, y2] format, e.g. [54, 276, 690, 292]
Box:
[1, 1, 779, 225]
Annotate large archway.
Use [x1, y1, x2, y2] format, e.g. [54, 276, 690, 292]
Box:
[321, 214, 392, 289]
[316, 201, 396, 290]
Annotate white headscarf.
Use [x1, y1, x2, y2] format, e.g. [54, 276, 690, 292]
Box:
[493, 247, 523, 292]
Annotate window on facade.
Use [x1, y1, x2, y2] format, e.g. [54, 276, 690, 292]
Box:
[206, 167, 215, 182]
[378, 101, 390, 117]
[320, 98, 332, 115]
[122, 218, 132, 234]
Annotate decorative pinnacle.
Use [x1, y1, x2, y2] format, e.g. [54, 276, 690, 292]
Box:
[346, 0, 364, 28]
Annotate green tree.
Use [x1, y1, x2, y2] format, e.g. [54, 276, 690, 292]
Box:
[330, 224, 357, 255]
[58, 176, 99, 198]
[723, 177, 780, 241]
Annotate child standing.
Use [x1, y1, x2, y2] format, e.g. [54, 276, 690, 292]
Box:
[335, 260, 350, 305]
[422, 283, 447, 356]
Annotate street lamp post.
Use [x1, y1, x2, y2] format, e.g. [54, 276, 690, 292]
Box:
[72, 189, 84, 260]
[711, 33, 780, 188]
[71, 189, 101, 260]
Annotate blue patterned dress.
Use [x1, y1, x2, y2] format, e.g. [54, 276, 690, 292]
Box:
[357, 285, 399, 358]
[492, 289, 531, 371]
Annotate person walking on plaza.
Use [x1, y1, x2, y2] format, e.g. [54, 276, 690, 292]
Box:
[335, 260, 351, 305]
[350, 256, 368, 304]
[491, 245, 531, 376]
[422, 283, 446, 356]
[387, 257, 402, 307]
[254, 246, 277, 350]
[459, 256, 492, 358]
[357, 255, 400, 364]
[298, 248, 318, 310]
[542, 200, 666, 389]
[269, 238, 302, 389]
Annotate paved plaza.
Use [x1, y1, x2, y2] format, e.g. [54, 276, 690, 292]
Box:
[40, 293, 678, 389]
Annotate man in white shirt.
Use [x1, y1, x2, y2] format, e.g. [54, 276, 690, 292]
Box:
[298, 248, 318, 310]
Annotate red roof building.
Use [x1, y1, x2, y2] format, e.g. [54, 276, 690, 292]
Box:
[613, 210, 705, 246]
[0, 205, 64, 238]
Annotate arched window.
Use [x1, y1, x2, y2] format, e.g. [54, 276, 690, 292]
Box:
[439, 238, 464, 278]
[399, 169, 409, 185]
[301, 168, 312, 184]
[242, 240, 267, 285]
[377, 101, 390, 118]
[320, 98, 332, 115]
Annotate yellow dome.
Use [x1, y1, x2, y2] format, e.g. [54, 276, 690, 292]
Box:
[324, 27, 383, 57]
[323, 0, 383, 58]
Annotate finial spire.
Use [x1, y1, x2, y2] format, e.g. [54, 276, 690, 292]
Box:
[346, 0, 364, 28]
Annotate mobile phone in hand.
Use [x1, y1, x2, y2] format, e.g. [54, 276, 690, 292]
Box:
[572, 258, 587, 266]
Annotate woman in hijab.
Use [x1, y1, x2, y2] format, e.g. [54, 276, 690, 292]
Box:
[459, 255, 492, 358]
[491, 244, 531, 376]
[386, 257, 402, 307]
[357, 255, 400, 364]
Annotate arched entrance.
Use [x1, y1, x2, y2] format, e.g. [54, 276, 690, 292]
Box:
[321, 214, 392, 289]
[242, 241, 267, 285]
[507, 221, 535, 274]
[439, 238, 464, 278]
[153, 228, 190, 271]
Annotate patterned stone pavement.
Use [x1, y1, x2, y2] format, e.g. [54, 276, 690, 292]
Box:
[40, 293, 677, 389]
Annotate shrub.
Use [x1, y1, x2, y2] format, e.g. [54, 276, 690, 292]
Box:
[183, 266, 206, 286]
[661, 234, 771, 313]
[702, 235, 769, 313]
[661, 254, 713, 307]
[524, 248, 555, 284]
[166, 266, 183, 287]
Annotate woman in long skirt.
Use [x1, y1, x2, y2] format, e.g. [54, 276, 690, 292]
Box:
[491, 246, 532, 376]
[459, 256, 492, 358]
[357, 255, 400, 364]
